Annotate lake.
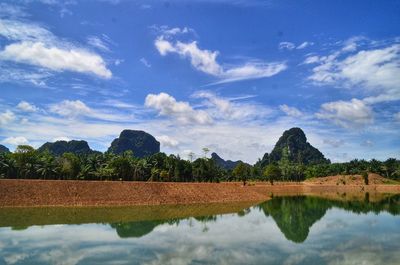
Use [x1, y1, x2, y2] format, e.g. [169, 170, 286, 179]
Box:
[0, 193, 399, 265]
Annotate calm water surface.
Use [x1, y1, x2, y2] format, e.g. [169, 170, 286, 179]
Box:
[0, 194, 399, 265]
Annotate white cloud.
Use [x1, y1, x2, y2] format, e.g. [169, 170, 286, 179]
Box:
[157, 135, 179, 148]
[279, 42, 295, 50]
[316, 98, 373, 128]
[0, 3, 28, 18]
[307, 40, 400, 104]
[87, 36, 110, 52]
[49, 99, 133, 122]
[303, 55, 320, 64]
[0, 41, 112, 79]
[193, 91, 272, 121]
[2, 136, 28, 146]
[17, 101, 38, 112]
[341, 36, 366, 52]
[156, 38, 223, 75]
[155, 32, 286, 83]
[52, 136, 70, 142]
[145, 92, 213, 125]
[151, 25, 195, 37]
[0, 110, 15, 125]
[140, 57, 151, 68]
[296, 41, 313, 49]
[0, 64, 50, 87]
[0, 19, 53, 42]
[323, 139, 345, 148]
[280, 41, 313, 50]
[49, 100, 91, 118]
[279, 104, 302, 117]
[218, 61, 287, 84]
[0, 15, 112, 80]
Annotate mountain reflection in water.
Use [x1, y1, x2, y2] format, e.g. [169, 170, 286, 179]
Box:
[1, 193, 400, 265]
[105, 193, 400, 242]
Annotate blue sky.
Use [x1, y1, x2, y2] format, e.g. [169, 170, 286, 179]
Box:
[0, 0, 399, 163]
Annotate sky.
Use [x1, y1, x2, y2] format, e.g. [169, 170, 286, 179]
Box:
[0, 0, 399, 163]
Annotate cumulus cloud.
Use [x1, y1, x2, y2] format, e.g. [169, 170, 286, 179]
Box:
[0, 110, 15, 125]
[145, 92, 213, 125]
[155, 29, 286, 83]
[0, 14, 112, 80]
[316, 98, 373, 128]
[307, 39, 400, 104]
[17, 101, 38, 112]
[49, 99, 132, 122]
[157, 135, 179, 148]
[0, 42, 112, 79]
[2, 136, 28, 146]
[279, 104, 303, 117]
[49, 100, 91, 119]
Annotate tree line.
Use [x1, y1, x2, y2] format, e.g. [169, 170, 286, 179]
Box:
[0, 145, 399, 182]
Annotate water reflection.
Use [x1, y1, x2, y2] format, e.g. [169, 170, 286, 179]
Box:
[0, 193, 400, 265]
[103, 193, 400, 242]
[259, 194, 400, 243]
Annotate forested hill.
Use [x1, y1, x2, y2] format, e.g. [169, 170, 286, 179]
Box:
[107, 130, 160, 158]
[38, 140, 96, 156]
[211, 153, 246, 170]
[256, 127, 329, 168]
[0, 144, 10, 153]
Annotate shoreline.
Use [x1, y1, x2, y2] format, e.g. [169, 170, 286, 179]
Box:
[1, 179, 400, 207]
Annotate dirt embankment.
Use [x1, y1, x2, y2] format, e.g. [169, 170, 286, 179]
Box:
[0, 179, 268, 207]
[304, 173, 399, 185]
[1, 174, 399, 207]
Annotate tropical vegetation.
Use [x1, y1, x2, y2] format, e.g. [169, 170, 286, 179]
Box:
[0, 144, 399, 182]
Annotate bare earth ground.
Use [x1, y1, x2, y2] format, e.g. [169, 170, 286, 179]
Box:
[0, 173, 399, 207]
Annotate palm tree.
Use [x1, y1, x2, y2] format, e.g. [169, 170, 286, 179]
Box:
[37, 154, 57, 179]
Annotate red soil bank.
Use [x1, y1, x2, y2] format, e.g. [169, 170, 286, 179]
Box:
[0, 179, 267, 207]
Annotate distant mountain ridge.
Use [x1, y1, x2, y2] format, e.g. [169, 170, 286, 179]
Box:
[38, 140, 96, 156]
[0, 144, 10, 153]
[256, 127, 329, 167]
[107, 130, 160, 158]
[211, 152, 245, 170]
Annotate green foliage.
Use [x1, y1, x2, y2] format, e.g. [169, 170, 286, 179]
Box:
[263, 164, 281, 185]
[232, 162, 251, 185]
[1, 144, 399, 183]
[38, 140, 95, 156]
[268, 127, 329, 165]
